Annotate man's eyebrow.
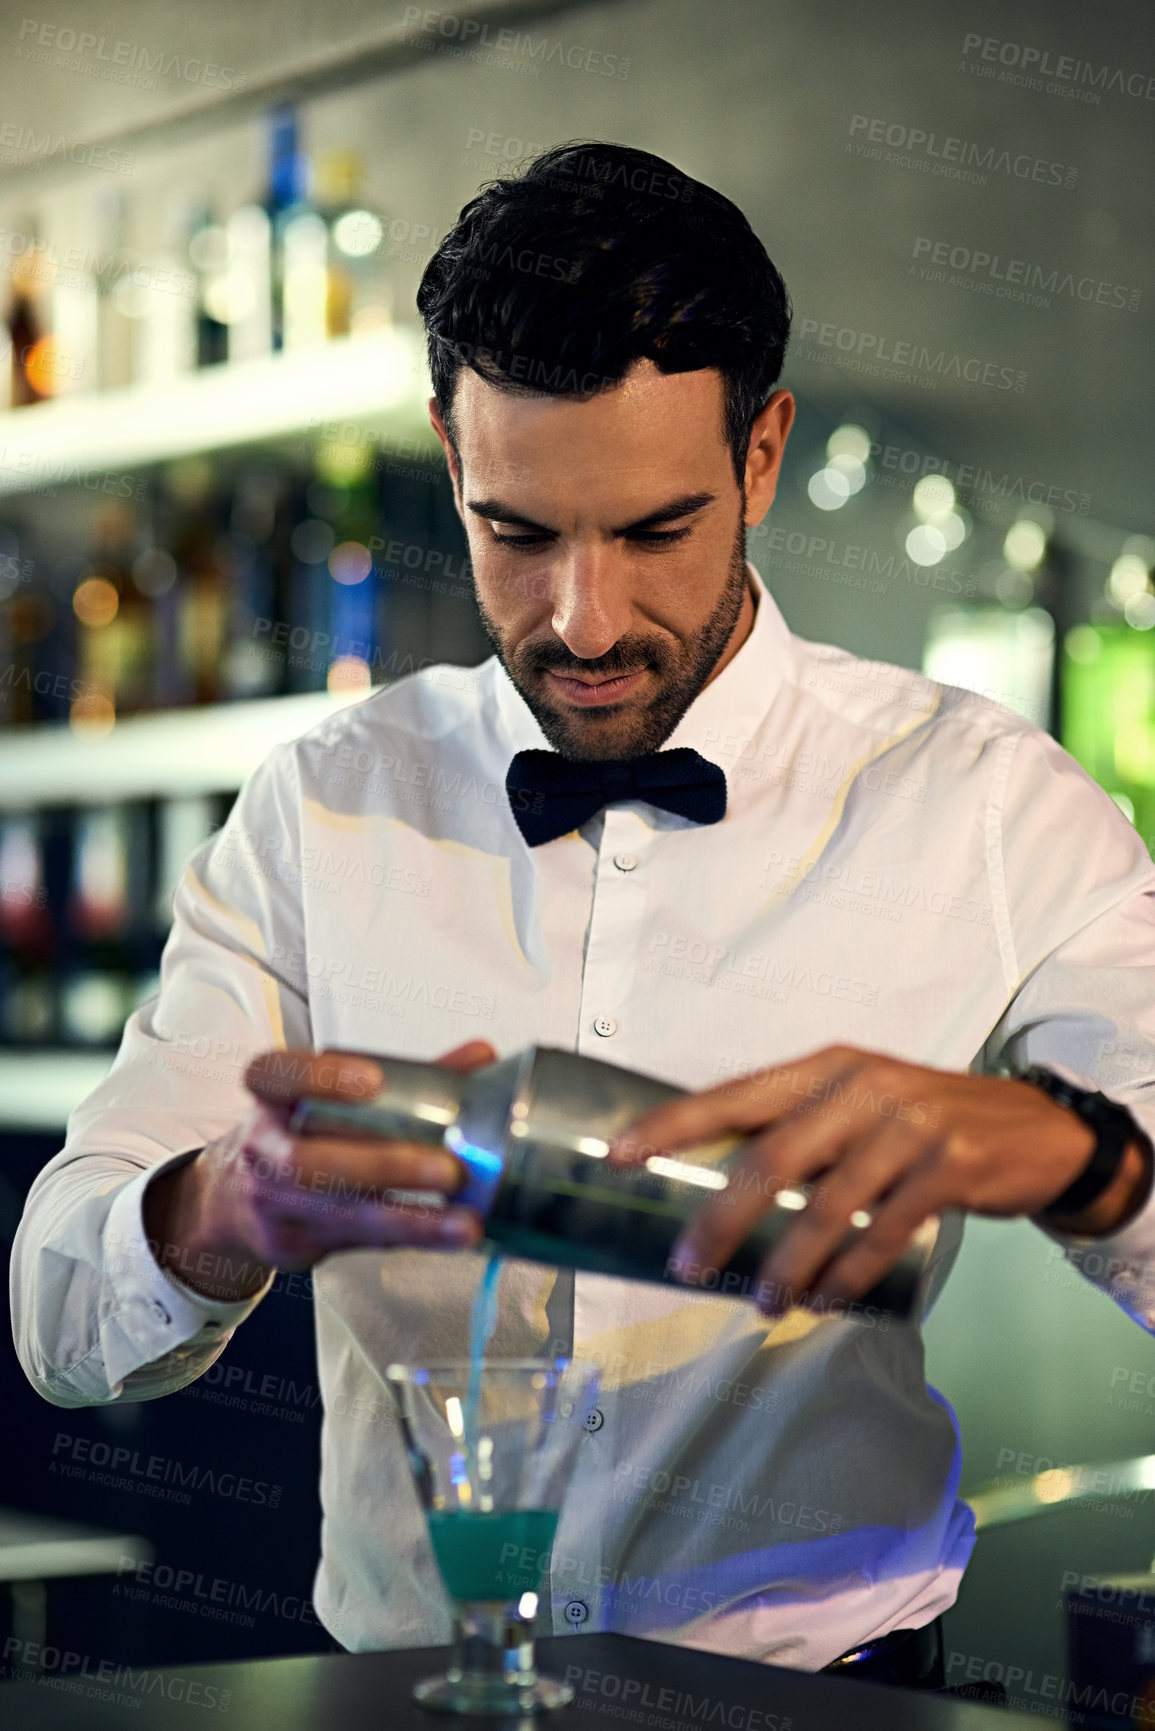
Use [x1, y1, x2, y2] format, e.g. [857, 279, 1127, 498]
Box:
[623, 491, 717, 531]
[465, 491, 717, 534]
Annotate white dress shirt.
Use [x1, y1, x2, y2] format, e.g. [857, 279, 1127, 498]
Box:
[12, 559, 1155, 1671]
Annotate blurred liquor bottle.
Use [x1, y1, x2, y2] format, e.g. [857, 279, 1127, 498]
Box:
[184, 187, 273, 370]
[93, 188, 139, 393]
[923, 602, 1056, 730]
[922, 515, 1057, 733]
[130, 540, 183, 707]
[0, 523, 58, 727]
[263, 105, 325, 354]
[164, 458, 229, 704]
[72, 500, 155, 720]
[59, 802, 159, 1046]
[0, 812, 55, 1043]
[219, 462, 283, 698]
[37, 193, 98, 402]
[282, 431, 384, 695]
[0, 794, 239, 1050]
[138, 196, 199, 386]
[0, 253, 10, 412]
[153, 795, 219, 931]
[223, 202, 273, 363]
[285, 468, 335, 695]
[1062, 621, 1155, 853]
[313, 149, 391, 336]
[0, 432, 496, 729]
[187, 201, 231, 369]
[319, 432, 381, 690]
[6, 230, 55, 407]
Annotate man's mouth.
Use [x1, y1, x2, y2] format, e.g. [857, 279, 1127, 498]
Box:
[546, 669, 647, 707]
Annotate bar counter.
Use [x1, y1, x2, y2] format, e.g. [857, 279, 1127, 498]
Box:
[0, 1630, 1038, 1727]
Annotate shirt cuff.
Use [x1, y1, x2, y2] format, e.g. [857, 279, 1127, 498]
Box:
[103, 1147, 276, 1362]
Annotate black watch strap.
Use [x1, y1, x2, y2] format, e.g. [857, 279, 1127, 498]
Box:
[1017, 1065, 1149, 1224]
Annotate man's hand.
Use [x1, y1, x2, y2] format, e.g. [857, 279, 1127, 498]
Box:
[143, 1041, 495, 1301]
[606, 1045, 1151, 1315]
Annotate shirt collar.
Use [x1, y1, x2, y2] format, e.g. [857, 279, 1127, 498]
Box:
[491, 558, 794, 761]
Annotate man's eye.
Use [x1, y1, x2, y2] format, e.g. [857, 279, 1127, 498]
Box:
[491, 531, 551, 548]
[489, 526, 692, 550]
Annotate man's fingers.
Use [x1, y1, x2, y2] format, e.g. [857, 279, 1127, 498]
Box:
[669, 1115, 857, 1282]
[236, 1043, 500, 1266]
[803, 1176, 943, 1310]
[244, 1127, 465, 1198]
[436, 1040, 498, 1069]
[253, 1201, 482, 1269]
[245, 1048, 384, 1105]
[342, 1201, 482, 1252]
[608, 1048, 866, 1161]
[291, 1201, 481, 1260]
[244, 1042, 497, 1108]
[755, 1123, 927, 1301]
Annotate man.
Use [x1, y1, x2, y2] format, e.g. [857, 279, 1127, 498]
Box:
[12, 142, 1155, 1690]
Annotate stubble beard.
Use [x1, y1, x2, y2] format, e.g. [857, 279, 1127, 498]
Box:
[476, 515, 750, 761]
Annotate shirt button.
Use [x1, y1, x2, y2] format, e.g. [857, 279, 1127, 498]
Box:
[584, 1408, 604, 1434]
[565, 1600, 589, 1626]
[150, 1301, 171, 1325]
[613, 852, 638, 872]
[593, 1017, 618, 1038]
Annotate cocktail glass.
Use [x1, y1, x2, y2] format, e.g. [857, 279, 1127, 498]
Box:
[385, 1357, 601, 1716]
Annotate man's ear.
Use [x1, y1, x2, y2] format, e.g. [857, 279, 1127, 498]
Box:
[428, 397, 464, 519]
[743, 390, 795, 527]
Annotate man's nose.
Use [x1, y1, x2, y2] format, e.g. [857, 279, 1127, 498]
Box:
[548, 544, 633, 660]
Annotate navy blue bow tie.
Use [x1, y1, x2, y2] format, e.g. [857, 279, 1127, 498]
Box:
[506, 747, 727, 846]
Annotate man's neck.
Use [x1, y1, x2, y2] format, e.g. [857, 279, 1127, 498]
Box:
[704, 572, 757, 690]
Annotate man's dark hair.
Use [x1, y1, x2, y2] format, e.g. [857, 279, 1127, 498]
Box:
[417, 141, 791, 488]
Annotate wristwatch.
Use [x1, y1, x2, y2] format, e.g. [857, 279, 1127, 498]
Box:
[1016, 1065, 1154, 1225]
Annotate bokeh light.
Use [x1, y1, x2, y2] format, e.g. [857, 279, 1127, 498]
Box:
[827, 452, 866, 494]
[23, 336, 61, 397]
[1108, 553, 1150, 606]
[912, 476, 955, 521]
[333, 210, 384, 257]
[69, 691, 116, 736]
[290, 519, 336, 564]
[132, 549, 178, 598]
[1003, 519, 1047, 571]
[905, 524, 947, 566]
[807, 467, 850, 511]
[72, 577, 119, 628]
[327, 656, 371, 691]
[1123, 593, 1155, 631]
[328, 541, 373, 584]
[1065, 624, 1102, 664]
[826, 424, 872, 464]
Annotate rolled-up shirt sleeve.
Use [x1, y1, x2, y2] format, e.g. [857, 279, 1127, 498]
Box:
[979, 726, 1155, 1330]
[10, 742, 312, 1407]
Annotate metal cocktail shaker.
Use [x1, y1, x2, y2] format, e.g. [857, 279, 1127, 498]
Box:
[289, 1045, 930, 1322]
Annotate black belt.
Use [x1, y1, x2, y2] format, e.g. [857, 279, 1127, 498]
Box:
[822, 1616, 945, 1690]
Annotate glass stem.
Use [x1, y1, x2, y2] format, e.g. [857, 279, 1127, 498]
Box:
[449, 1600, 538, 1690]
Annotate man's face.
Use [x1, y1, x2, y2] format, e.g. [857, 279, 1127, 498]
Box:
[430, 359, 792, 760]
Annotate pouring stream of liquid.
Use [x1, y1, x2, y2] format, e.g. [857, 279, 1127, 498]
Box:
[463, 1248, 503, 1487]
